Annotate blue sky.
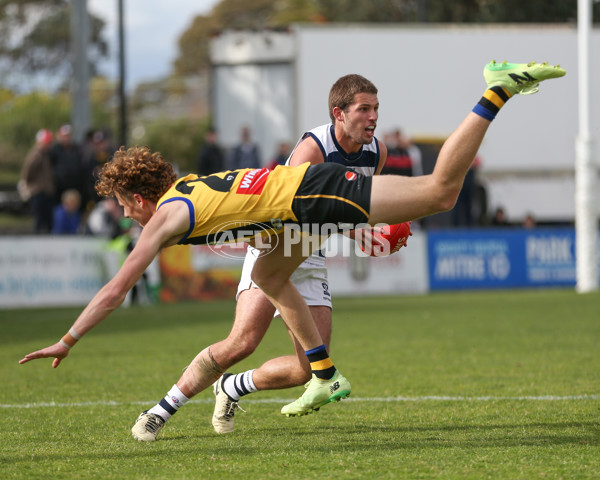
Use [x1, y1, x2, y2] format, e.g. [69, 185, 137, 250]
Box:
[88, 0, 219, 89]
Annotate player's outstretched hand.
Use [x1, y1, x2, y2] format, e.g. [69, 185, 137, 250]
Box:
[19, 342, 69, 368]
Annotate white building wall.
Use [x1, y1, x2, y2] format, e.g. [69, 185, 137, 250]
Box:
[210, 30, 296, 166]
[211, 24, 599, 222]
[213, 63, 294, 167]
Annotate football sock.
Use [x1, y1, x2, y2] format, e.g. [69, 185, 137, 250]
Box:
[306, 344, 336, 380]
[472, 86, 511, 121]
[148, 384, 189, 421]
[222, 370, 258, 401]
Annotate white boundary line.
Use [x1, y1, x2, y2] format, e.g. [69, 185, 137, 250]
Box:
[2, 394, 598, 409]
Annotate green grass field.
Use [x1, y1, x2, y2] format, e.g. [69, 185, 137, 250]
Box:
[1, 289, 599, 479]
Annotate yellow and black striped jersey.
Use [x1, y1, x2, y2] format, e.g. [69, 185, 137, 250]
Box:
[156, 163, 310, 245]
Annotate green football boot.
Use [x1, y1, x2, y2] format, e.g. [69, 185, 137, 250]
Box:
[281, 371, 351, 417]
[484, 60, 566, 95]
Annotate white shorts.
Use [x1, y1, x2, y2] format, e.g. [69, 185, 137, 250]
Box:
[237, 246, 332, 312]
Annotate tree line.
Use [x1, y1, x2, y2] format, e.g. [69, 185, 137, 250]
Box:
[0, 0, 595, 183]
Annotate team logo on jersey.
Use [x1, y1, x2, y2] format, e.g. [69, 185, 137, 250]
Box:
[345, 171, 357, 181]
[236, 168, 271, 195]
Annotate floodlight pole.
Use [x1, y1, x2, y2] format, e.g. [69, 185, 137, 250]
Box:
[118, 0, 128, 148]
[575, 0, 598, 292]
[70, 0, 91, 144]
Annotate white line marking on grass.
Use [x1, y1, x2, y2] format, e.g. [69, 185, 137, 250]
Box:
[351, 395, 600, 402]
[2, 394, 598, 409]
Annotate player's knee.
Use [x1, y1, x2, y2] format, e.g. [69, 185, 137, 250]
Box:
[429, 179, 461, 213]
[438, 188, 460, 212]
[234, 336, 260, 360]
[222, 334, 260, 363]
[250, 271, 283, 297]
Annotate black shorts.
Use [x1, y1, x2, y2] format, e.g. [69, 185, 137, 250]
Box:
[291, 163, 372, 229]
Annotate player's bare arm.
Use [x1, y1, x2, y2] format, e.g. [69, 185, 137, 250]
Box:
[75, 201, 190, 327]
[18, 200, 190, 368]
[288, 136, 325, 167]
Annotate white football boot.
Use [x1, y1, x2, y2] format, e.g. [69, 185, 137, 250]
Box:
[212, 373, 243, 434]
[131, 411, 165, 442]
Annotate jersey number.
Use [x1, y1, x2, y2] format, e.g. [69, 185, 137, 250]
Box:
[175, 172, 239, 195]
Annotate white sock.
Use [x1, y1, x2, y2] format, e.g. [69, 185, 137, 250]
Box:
[148, 384, 189, 421]
[222, 370, 258, 401]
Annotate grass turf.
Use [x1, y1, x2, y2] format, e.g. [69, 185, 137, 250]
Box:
[1, 289, 599, 479]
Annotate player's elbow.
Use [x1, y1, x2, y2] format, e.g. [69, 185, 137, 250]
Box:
[98, 283, 128, 311]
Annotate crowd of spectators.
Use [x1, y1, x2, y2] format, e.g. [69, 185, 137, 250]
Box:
[20, 125, 119, 236]
[18, 126, 160, 304]
[19, 123, 535, 233]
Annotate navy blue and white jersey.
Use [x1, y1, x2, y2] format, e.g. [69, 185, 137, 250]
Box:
[288, 123, 381, 267]
[287, 123, 380, 177]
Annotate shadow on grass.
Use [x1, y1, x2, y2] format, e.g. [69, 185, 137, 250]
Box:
[3, 419, 598, 467]
[245, 420, 600, 448]
[2, 416, 598, 471]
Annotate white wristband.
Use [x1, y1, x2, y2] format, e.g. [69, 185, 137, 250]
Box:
[60, 339, 71, 350]
[69, 327, 82, 340]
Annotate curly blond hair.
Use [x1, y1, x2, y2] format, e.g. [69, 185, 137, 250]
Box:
[95, 146, 177, 202]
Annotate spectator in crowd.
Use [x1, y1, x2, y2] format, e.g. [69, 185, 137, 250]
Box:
[80, 128, 97, 207]
[82, 128, 117, 207]
[381, 128, 423, 177]
[491, 206, 509, 227]
[86, 196, 125, 239]
[50, 124, 86, 211]
[267, 141, 291, 170]
[227, 125, 261, 169]
[196, 128, 225, 176]
[382, 128, 424, 229]
[523, 213, 536, 229]
[52, 189, 82, 235]
[451, 156, 481, 227]
[20, 129, 56, 233]
[81, 128, 96, 165]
